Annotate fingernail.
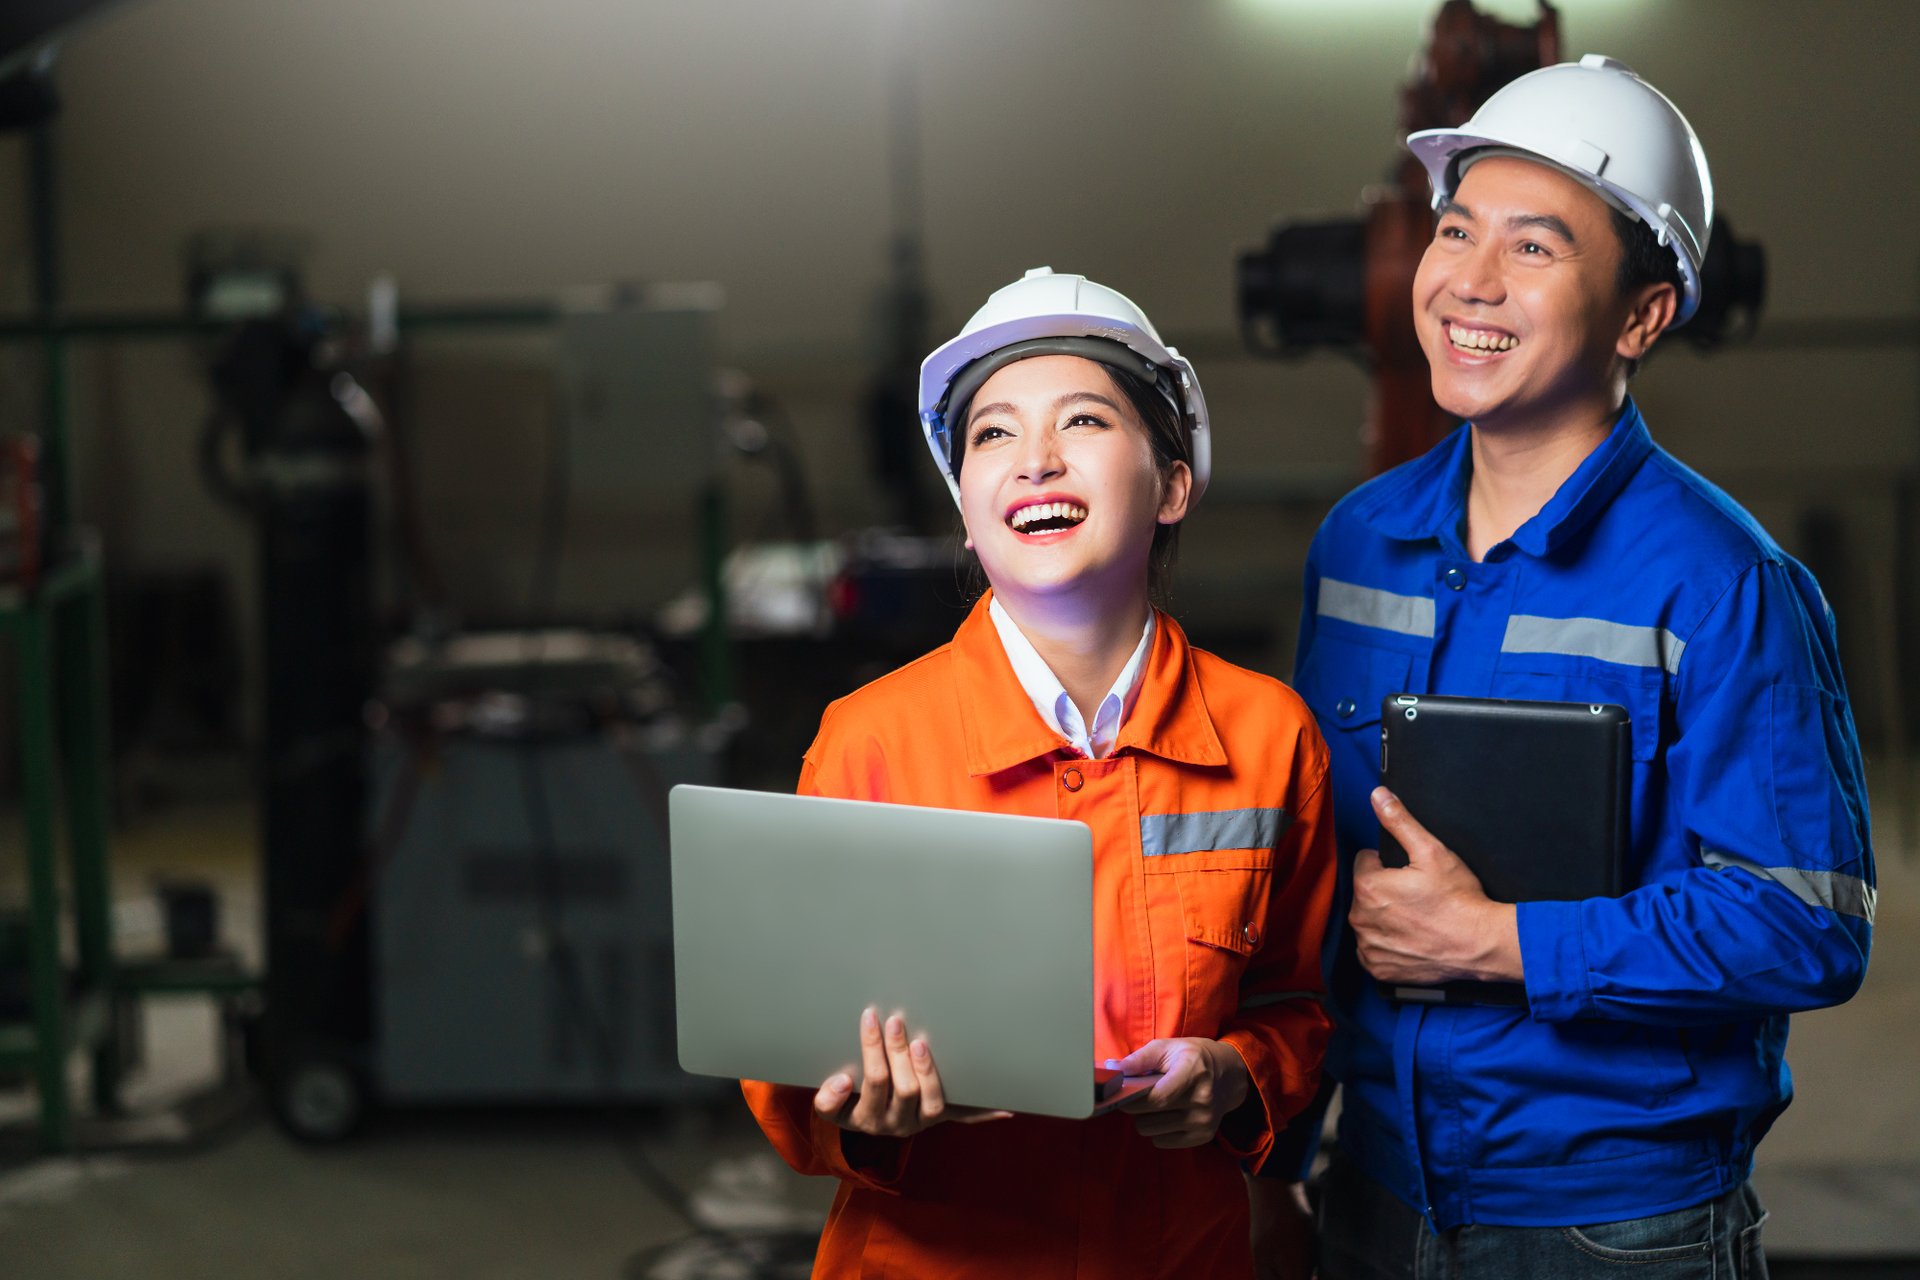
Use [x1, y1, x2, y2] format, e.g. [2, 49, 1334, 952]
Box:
[911, 1039, 928, 1061]
[1374, 787, 1397, 810]
[862, 1007, 878, 1031]
[886, 1015, 904, 1038]
[827, 1073, 850, 1093]
[1102, 1058, 1120, 1070]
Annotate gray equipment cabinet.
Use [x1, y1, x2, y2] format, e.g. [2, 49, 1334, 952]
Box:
[368, 639, 725, 1105]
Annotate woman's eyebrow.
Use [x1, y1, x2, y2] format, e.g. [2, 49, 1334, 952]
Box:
[965, 400, 1018, 427]
[1053, 390, 1124, 414]
[966, 390, 1124, 428]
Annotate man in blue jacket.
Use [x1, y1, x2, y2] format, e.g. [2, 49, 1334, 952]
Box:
[1255, 56, 1874, 1279]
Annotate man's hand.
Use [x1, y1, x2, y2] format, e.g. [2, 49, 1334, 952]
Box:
[1247, 1175, 1315, 1280]
[1113, 1037, 1253, 1148]
[815, 1007, 1011, 1138]
[1350, 787, 1523, 985]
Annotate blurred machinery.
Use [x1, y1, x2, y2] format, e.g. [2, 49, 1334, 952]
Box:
[367, 635, 719, 1110]
[861, 0, 940, 534]
[1235, 0, 1769, 475]
[194, 256, 736, 1139]
[197, 287, 381, 1137]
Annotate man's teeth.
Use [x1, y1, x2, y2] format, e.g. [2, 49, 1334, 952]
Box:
[1448, 324, 1519, 352]
[1009, 501, 1089, 531]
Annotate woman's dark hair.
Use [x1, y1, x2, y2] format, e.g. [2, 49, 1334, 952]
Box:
[950, 355, 1192, 606]
[1611, 208, 1685, 378]
[1104, 363, 1189, 604]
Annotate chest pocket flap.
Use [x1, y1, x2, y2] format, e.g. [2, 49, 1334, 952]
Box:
[1298, 639, 1415, 736]
[1141, 809, 1285, 955]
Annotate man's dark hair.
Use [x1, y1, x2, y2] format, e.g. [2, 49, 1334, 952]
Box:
[1611, 208, 1685, 378]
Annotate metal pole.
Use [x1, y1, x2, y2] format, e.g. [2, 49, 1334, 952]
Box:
[17, 602, 71, 1152]
[28, 118, 69, 539]
[58, 557, 118, 1110]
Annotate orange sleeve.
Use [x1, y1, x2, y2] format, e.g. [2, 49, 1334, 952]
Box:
[737, 731, 914, 1191]
[1214, 728, 1337, 1172]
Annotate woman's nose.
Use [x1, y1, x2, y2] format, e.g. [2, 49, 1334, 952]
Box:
[1015, 430, 1065, 483]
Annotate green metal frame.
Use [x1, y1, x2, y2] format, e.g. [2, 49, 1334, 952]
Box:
[0, 543, 118, 1152]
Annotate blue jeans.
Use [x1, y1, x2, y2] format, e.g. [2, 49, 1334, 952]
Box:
[1316, 1153, 1770, 1280]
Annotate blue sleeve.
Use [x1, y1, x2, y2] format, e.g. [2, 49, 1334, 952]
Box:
[1519, 560, 1874, 1026]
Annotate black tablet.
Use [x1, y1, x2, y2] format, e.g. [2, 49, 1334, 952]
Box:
[1376, 693, 1631, 1006]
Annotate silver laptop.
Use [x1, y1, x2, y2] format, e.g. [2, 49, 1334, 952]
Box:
[669, 785, 1156, 1119]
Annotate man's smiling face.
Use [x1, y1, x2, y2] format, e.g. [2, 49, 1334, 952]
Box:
[1413, 155, 1641, 433]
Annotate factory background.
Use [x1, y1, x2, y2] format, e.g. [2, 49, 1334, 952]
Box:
[0, 0, 1915, 1276]
[16, 0, 1916, 694]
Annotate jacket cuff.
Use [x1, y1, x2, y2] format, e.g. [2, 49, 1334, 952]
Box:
[1213, 1033, 1278, 1170]
[1518, 898, 1591, 1022]
[1258, 1074, 1334, 1179]
[809, 1107, 911, 1191]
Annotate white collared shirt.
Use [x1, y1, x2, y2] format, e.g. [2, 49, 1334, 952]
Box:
[987, 597, 1155, 760]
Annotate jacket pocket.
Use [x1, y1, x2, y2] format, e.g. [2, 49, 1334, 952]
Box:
[1769, 682, 1868, 868]
[1149, 855, 1275, 1030]
[1494, 661, 1665, 764]
[1169, 856, 1274, 953]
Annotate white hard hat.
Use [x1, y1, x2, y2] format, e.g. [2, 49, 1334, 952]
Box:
[917, 267, 1212, 508]
[1407, 54, 1714, 325]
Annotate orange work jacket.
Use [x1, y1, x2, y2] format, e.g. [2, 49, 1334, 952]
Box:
[744, 594, 1336, 1279]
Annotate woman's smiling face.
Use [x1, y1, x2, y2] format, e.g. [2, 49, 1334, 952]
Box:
[956, 354, 1189, 616]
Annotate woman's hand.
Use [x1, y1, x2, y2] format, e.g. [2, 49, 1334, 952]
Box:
[1112, 1037, 1253, 1148]
[814, 1007, 1011, 1138]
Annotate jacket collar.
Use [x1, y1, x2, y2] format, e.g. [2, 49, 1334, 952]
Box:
[1353, 399, 1654, 557]
[953, 592, 1229, 777]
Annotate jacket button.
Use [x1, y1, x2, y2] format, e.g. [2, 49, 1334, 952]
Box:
[1445, 567, 1466, 591]
[1062, 768, 1084, 792]
[1335, 697, 1356, 719]
[1243, 922, 1260, 947]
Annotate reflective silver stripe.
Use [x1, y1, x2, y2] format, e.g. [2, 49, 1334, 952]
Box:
[1701, 848, 1877, 925]
[1317, 578, 1435, 639]
[1238, 990, 1322, 1011]
[1502, 614, 1687, 676]
[1141, 808, 1291, 857]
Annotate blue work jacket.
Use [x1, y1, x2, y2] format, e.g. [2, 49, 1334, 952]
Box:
[1275, 400, 1874, 1229]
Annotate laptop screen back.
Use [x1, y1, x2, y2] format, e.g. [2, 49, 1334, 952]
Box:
[669, 785, 1100, 1118]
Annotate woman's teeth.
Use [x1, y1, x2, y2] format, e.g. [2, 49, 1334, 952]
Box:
[1448, 324, 1518, 352]
[1009, 501, 1089, 532]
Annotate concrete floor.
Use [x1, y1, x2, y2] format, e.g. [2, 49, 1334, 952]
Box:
[1, 763, 1916, 1277]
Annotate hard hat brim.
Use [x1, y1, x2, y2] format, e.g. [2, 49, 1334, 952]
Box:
[1407, 127, 1704, 326]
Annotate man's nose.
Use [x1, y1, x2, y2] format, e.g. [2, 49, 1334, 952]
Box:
[1450, 239, 1508, 306]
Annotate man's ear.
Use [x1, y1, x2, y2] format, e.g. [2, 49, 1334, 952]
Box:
[1618, 281, 1679, 363]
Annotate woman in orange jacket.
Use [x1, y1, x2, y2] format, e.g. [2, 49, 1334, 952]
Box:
[743, 267, 1335, 1279]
